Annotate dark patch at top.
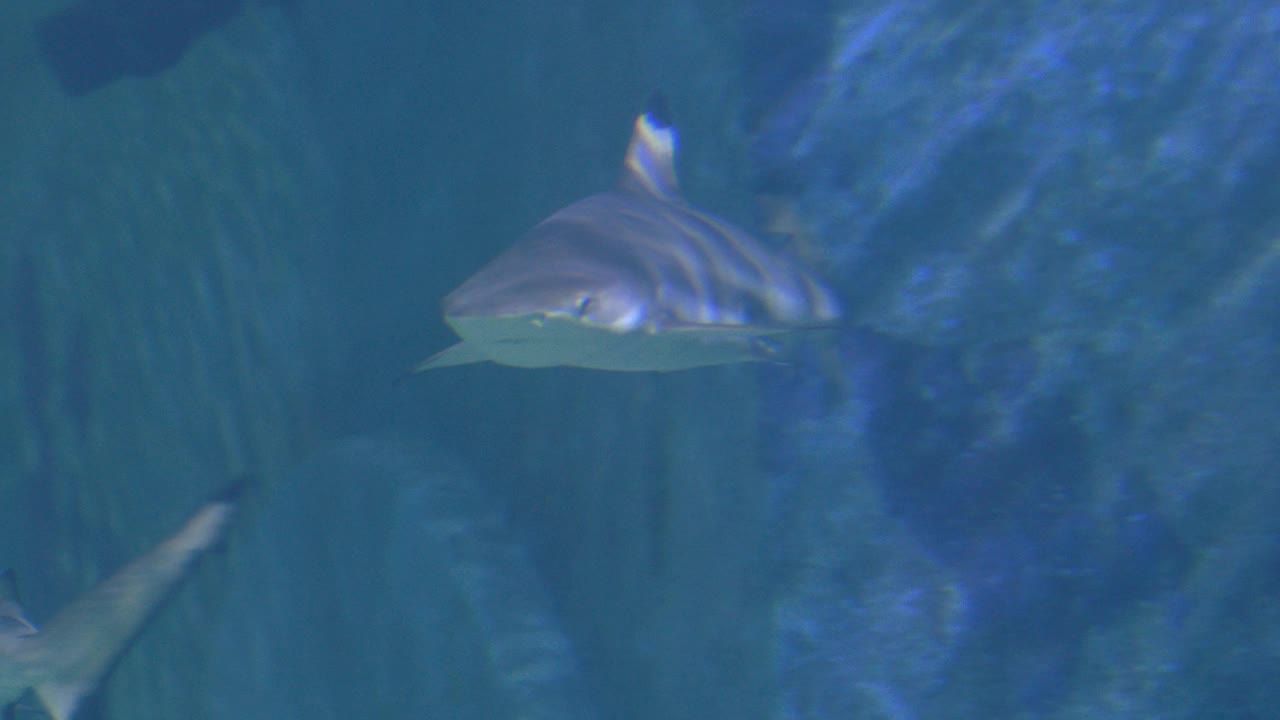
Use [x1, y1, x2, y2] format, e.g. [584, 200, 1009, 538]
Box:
[36, 0, 244, 96]
[643, 91, 673, 129]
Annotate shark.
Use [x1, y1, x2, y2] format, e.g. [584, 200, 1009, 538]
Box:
[413, 96, 842, 372]
[0, 484, 243, 720]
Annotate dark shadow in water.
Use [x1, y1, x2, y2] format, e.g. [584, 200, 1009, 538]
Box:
[36, 0, 245, 95]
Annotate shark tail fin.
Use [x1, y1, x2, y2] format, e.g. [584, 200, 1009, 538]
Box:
[29, 485, 243, 720]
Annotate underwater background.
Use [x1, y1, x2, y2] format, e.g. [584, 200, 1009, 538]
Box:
[2, 1, 1277, 718]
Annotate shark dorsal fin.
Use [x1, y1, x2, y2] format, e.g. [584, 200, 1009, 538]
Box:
[28, 488, 241, 720]
[621, 93, 680, 201]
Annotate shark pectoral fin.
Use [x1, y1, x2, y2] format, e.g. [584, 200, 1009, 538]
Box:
[410, 342, 490, 373]
[33, 680, 90, 720]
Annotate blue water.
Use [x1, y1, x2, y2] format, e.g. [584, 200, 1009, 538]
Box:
[1, 2, 1277, 719]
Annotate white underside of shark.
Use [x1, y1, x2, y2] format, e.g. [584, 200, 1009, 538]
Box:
[426, 312, 796, 372]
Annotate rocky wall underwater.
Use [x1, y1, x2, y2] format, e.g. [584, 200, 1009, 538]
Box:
[2, 2, 1277, 720]
[748, 2, 1280, 718]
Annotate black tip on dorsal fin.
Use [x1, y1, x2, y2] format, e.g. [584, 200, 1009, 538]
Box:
[644, 91, 673, 129]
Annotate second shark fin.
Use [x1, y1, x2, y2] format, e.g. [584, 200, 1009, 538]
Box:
[29, 487, 242, 720]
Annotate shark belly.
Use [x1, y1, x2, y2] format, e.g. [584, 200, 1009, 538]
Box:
[447, 314, 770, 371]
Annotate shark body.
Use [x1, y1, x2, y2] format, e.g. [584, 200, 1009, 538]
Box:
[0, 486, 242, 720]
[414, 97, 841, 372]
